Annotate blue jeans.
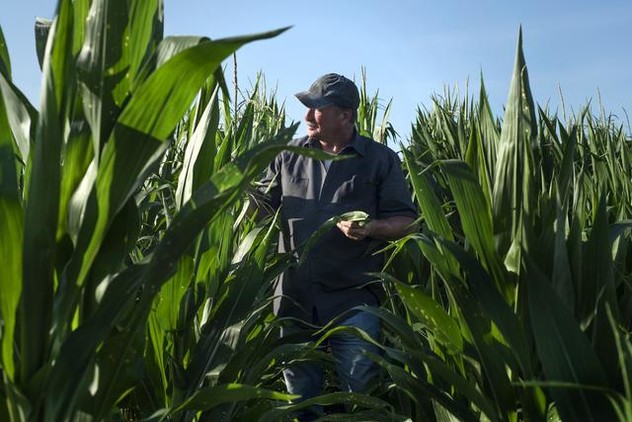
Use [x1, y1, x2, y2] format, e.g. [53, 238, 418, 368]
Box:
[282, 309, 382, 419]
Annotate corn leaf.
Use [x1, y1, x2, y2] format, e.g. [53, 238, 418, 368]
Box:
[77, 0, 133, 157]
[402, 149, 452, 241]
[491, 27, 538, 266]
[44, 129, 296, 420]
[0, 26, 10, 78]
[0, 73, 23, 382]
[583, 196, 622, 383]
[0, 73, 36, 165]
[259, 392, 393, 422]
[61, 27, 291, 329]
[524, 255, 614, 421]
[175, 80, 221, 208]
[172, 383, 296, 413]
[477, 76, 499, 172]
[20, 0, 74, 385]
[441, 159, 512, 301]
[387, 275, 463, 354]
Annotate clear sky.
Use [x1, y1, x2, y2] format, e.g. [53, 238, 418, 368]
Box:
[2, 1, 631, 140]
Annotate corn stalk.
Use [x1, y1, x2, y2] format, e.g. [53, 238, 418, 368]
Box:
[383, 27, 632, 422]
[0, 0, 294, 420]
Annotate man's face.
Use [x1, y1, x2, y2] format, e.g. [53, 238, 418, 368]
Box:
[304, 105, 350, 142]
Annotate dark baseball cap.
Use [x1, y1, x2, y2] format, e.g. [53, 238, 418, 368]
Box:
[295, 73, 360, 110]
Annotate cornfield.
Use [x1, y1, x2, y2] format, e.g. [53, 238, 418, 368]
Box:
[0, 1, 630, 421]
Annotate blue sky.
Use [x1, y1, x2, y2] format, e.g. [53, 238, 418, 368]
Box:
[3, 1, 631, 140]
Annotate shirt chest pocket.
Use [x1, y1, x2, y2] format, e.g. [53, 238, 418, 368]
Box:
[335, 175, 377, 205]
[283, 176, 308, 198]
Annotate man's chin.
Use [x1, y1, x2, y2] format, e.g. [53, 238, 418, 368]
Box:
[306, 129, 320, 140]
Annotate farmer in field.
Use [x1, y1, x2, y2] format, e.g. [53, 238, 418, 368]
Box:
[255, 73, 417, 419]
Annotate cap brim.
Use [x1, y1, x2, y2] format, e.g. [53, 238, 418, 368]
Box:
[295, 91, 333, 109]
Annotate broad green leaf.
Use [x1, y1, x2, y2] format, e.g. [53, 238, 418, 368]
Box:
[550, 194, 575, 312]
[525, 255, 614, 421]
[408, 236, 520, 415]
[20, 0, 74, 385]
[175, 80, 220, 208]
[156, 36, 209, 68]
[0, 73, 37, 166]
[89, 324, 146, 420]
[127, 0, 162, 88]
[297, 202, 367, 265]
[63, 27, 291, 328]
[194, 212, 236, 299]
[70, 0, 89, 55]
[182, 216, 281, 405]
[438, 238, 546, 419]
[440, 238, 532, 362]
[609, 220, 632, 245]
[117, 28, 288, 140]
[34, 18, 52, 71]
[448, 282, 517, 416]
[57, 119, 93, 238]
[339, 210, 369, 223]
[154, 256, 194, 334]
[388, 276, 463, 354]
[464, 119, 492, 200]
[44, 129, 296, 420]
[442, 160, 512, 302]
[582, 197, 621, 383]
[0, 195, 22, 382]
[402, 149, 452, 241]
[554, 116, 577, 203]
[376, 349, 485, 422]
[346, 304, 422, 351]
[83, 197, 140, 314]
[76, 0, 132, 158]
[0, 77, 23, 382]
[343, 305, 500, 420]
[0, 25, 10, 78]
[477, 76, 499, 170]
[259, 392, 392, 422]
[172, 383, 296, 413]
[491, 27, 538, 265]
[146, 311, 168, 406]
[422, 352, 499, 421]
[608, 306, 632, 418]
[45, 262, 146, 420]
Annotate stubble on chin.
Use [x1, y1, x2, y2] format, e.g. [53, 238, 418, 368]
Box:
[306, 127, 320, 141]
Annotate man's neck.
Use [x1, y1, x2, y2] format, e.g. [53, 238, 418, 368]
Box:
[319, 129, 355, 154]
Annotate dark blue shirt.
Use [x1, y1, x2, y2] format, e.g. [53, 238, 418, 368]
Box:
[259, 133, 418, 323]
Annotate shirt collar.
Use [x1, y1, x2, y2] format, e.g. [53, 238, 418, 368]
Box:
[302, 130, 367, 157]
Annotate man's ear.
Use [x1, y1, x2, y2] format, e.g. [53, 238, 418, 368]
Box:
[342, 108, 354, 124]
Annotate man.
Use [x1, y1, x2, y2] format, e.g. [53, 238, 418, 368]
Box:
[256, 73, 417, 418]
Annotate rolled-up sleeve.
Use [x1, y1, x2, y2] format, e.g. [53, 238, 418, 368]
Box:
[376, 150, 418, 220]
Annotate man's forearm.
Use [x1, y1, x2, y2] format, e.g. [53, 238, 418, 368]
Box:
[365, 216, 418, 241]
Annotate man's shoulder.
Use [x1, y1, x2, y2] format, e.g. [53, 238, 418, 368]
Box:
[288, 136, 310, 147]
[275, 136, 310, 161]
[356, 134, 399, 160]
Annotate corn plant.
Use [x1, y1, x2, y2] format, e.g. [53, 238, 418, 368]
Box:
[0, 0, 300, 420]
[132, 74, 307, 421]
[356, 67, 398, 146]
[379, 28, 632, 421]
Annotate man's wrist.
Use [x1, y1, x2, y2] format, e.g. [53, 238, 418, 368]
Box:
[365, 219, 377, 239]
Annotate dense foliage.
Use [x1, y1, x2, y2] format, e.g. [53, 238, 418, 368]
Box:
[0, 1, 630, 421]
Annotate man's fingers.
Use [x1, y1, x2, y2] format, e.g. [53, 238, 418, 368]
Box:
[337, 220, 367, 241]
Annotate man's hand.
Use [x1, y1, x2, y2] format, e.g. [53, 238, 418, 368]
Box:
[336, 220, 372, 241]
[337, 216, 417, 242]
